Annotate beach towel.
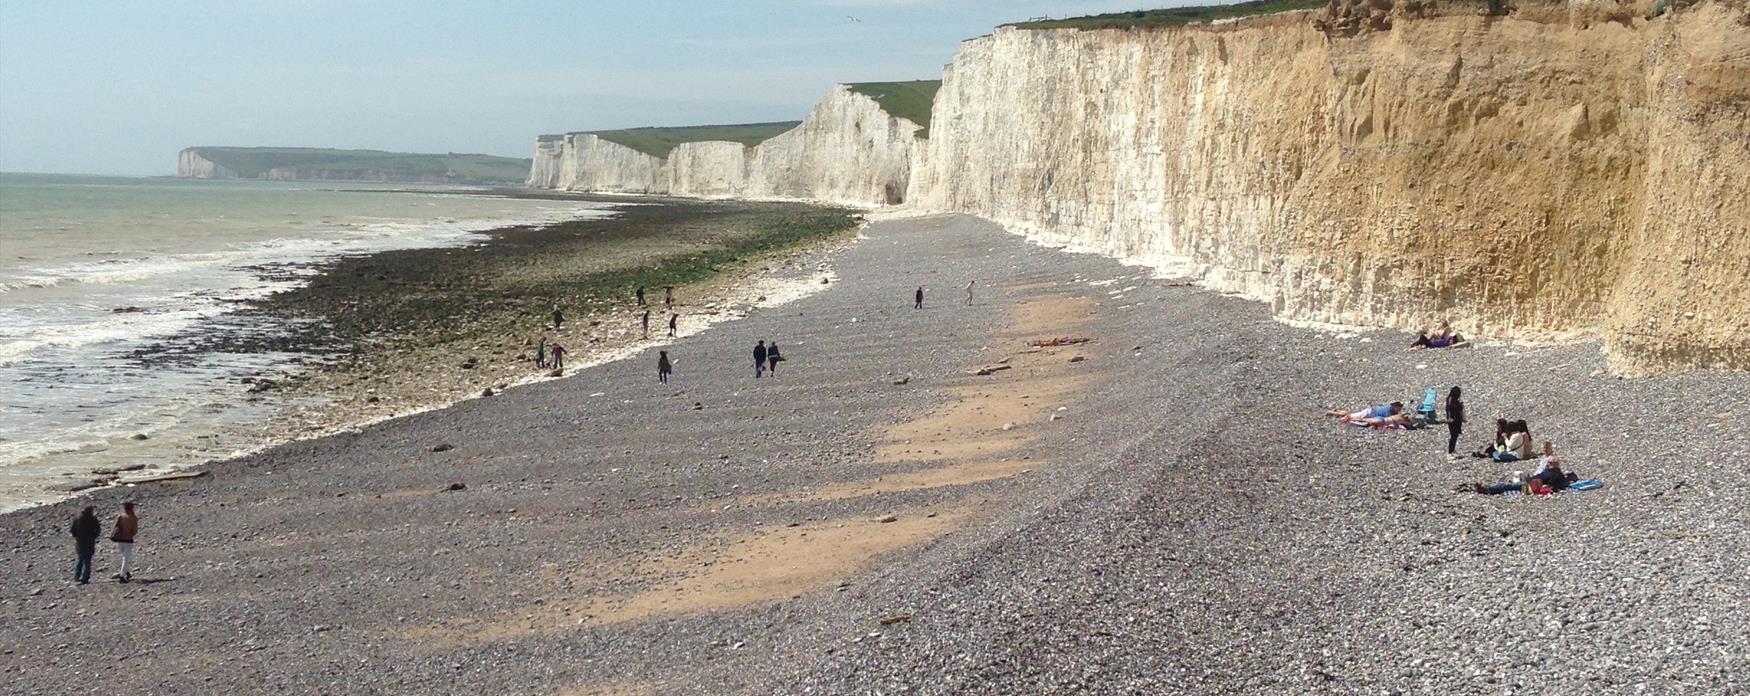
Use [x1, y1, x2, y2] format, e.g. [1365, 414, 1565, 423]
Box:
[1567, 479, 1603, 492]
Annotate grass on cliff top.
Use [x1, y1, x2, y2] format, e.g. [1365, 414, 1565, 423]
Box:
[187, 147, 531, 183]
[1007, 0, 1326, 29]
[846, 80, 942, 135]
[585, 122, 802, 159]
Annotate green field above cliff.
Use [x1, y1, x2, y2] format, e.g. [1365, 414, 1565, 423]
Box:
[585, 122, 802, 159]
[847, 80, 941, 135]
[184, 147, 532, 183]
[1008, 0, 1325, 29]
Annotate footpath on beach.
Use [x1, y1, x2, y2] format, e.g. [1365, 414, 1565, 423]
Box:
[2, 214, 1746, 694]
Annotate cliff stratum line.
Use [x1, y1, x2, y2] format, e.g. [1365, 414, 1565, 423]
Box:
[528, 3, 1748, 374]
[527, 82, 940, 207]
[178, 147, 532, 185]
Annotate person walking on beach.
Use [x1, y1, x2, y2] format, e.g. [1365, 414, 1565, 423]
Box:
[1445, 386, 1466, 458]
[536, 336, 548, 368]
[70, 505, 101, 585]
[668, 313, 679, 338]
[766, 341, 783, 376]
[753, 340, 768, 378]
[964, 280, 975, 306]
[658, 350, 673, 384]
[640, 310, 651, 339]
[549, 343, 567, 372]
[663, 286, 675, 307]
[915, 286, 925, 310]
[551, 303, 564, 330]
[636, 286, 646, 306]
[111, 502, 137, 583]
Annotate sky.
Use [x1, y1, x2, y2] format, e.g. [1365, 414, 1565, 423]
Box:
[0, 1, 1165, 176]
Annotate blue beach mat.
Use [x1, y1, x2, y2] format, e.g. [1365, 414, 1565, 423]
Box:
[1568, 479, 1603, 492]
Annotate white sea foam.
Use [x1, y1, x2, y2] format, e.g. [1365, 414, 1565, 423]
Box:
[0, 174, 621, 510]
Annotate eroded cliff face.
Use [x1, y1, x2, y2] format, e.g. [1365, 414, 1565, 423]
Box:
[911, 4, 1750, 374]
[177, 149, 239, 179]
[527, 137, 564, 188]
[553, 134, 667, 194]
[532, 85, 923, 206]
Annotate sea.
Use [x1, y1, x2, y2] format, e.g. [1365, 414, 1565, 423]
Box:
[0, 173, 615, 511]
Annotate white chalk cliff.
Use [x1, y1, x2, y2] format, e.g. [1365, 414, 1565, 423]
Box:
[909, 3, 1750, 374]
[525, 2, 1749, 373]
[528, 85, 924, 207]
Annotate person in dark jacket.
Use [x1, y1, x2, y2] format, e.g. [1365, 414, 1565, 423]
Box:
[636, 286, 646, 306]
[914, 286, 924, 309]
[641, 310, 651, 339]
[658, 350, 673, 384]
[668, 313, 679, 337]
[766, 341, 783, 376]
[753, 341, 768, 378]
[1445, 386, 1466, 456]
[551, 303, 564, 330]
[70, 506, 101, 584]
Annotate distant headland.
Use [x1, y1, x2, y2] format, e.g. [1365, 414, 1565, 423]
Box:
[177, 146, 531, 185]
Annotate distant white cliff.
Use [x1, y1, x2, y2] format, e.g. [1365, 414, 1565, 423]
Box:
[526, 84, 926, 207]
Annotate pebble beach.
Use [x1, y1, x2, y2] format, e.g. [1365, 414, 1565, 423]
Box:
[2, 214, 1746, 694]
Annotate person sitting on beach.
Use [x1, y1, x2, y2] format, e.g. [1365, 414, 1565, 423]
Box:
[1411, 320, 1467, 349]
[1472, 442, 1573, 495]
[1470, 419, 1509, 458]
[1326, 402, 1403, 425]
[1490, 420, 1533, 462]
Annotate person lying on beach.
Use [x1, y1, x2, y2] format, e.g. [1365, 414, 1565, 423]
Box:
[1326, 402, 1403, 425]
[1472, 442, 1574, 495]
[1410, 320, 1467, 349]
